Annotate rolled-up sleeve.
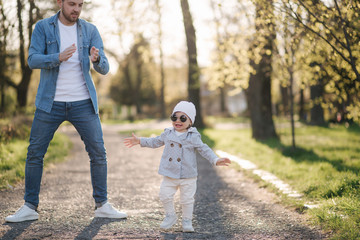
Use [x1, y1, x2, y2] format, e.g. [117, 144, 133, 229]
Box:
[90, 26, 109, 75]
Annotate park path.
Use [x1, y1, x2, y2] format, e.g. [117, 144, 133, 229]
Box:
[0, 123, 327, 239]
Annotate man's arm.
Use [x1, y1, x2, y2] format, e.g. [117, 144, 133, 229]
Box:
[90, 26, 109, 75]
[28, 22, 62, 70]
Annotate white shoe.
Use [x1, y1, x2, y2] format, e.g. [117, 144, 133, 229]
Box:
[160, 213, 177, 230]
[182, 219, 194, 232]
[94, 202, 127, 219]
[5, 205, 39, 223]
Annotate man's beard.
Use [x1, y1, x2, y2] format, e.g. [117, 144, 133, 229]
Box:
[62, 8, 79, 23]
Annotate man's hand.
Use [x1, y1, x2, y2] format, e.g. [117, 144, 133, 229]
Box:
[90, 46, 100, 63]
[216, 158, 231, 166]
[59, 44, 76, 62]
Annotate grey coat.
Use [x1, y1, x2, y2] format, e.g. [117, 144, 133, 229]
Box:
[140, 127, 219, 179]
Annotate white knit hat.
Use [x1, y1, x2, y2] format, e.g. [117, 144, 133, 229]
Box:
[172, 101, 196, 124]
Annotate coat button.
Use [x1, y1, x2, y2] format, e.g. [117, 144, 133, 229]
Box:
[179, 144, 182, 148]
[177, 158, 181, 162]
[170, 143, 174, 147]
[169, 158, 172, 161]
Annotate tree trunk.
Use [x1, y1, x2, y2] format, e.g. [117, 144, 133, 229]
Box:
[135, 50, 143, 115]
[0, 1, 7, 113]
[17, 65, 32, 109]
[280, 85, 289, 115]
[15, 0, 33, 109]
[288, 67, 295, 149]
[180, 0, 204, 128]
[310, 81, 325, 125]
[155, 0, 166, 118]
[220, 87, 228, 115]
[246, 0, 277, 140]
[299, 87, 306, 121]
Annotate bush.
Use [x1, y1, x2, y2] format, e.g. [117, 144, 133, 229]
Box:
[0, 115, 32, 143]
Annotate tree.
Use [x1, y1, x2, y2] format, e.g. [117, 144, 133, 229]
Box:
[4, 0, 37, 109]
[246, 0, 277, 140]
[209, 0, 229, 115]
[180, 0, 204, 128]
[284, 0, 360, 122]
[4, 0, 53, 110]
[154, 0, 166, 118]
[205, 1, 250, 117]
[0, 0, 11, 113]
[109, 35, 157, 117]
[272, 1, 311, 147]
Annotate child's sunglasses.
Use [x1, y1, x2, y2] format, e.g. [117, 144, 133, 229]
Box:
[170, 114, 188, 122]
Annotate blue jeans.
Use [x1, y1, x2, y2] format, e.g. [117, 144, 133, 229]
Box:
[24, 99, 107, 207]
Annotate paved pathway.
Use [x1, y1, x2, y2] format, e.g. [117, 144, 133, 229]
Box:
[0, 123, 327, 239]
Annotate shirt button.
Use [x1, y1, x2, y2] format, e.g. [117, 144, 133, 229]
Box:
[179, 144, 182, 148]
[170, 143, 174, 147]
[177, 158, 181, 162]
[169, 158, 172, 162]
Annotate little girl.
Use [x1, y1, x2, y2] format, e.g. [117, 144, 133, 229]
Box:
[124, 101, 231, 232]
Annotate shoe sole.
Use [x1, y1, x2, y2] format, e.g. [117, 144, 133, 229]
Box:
[183, 229, 195, 232]
[5, 215, 38, 223]
[94, 213, 127, 219]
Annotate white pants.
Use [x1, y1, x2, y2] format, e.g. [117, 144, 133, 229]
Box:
[159, 176, 197, 220]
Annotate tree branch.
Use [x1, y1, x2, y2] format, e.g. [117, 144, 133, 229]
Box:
[333, 0, 360, 82]
[297, 0, 348, 50]
[287, 3, 352, 66]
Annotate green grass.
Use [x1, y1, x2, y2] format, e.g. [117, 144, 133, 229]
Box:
[122, 122, 360, 240]
[0, 126, 72, 190]
[203, 124, 360, 240]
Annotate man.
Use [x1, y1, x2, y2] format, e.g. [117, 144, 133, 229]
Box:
[5, 0, 127, 222]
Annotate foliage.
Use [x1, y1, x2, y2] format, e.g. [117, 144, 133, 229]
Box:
[0, 115, 31, 143]
[206, 0, 360, 127]
[0, 116, 72, 189]
[282, 0, 360, 123]
[109, 34, 157, 113]
[205, 0, 252, 105]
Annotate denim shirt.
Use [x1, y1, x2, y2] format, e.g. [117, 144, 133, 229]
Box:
[28, 12, 109, 114]
[140, 127, 219, 179]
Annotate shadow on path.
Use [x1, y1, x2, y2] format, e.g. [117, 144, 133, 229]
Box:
[193, 153, 324, 239]
[1, 221, 36, 240]
[74, 218, 126, 239]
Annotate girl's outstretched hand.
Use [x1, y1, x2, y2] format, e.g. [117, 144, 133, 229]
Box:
[124, 133, 140, 148]
[216, 158, 231, 166]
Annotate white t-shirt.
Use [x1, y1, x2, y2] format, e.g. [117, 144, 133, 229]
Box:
[54, 20, 90, 102]
[175, 130, 186, 136]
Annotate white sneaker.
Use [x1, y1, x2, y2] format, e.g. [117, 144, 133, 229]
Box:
[160, 213, 177, 230]
[94, 202, 127, 219]
[5, 205, 39, 223]
[182, 219, 194, 232]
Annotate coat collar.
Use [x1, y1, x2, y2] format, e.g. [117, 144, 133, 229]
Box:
[165, 127, 197, 143]
[49, 11, 82, 27]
